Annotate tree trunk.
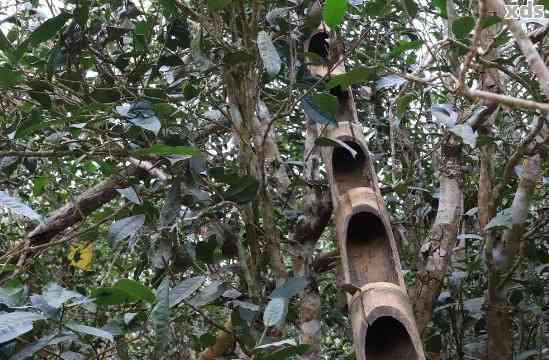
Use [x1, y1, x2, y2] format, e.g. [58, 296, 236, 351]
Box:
[486, 155, 541, 360]
[412, 134, 463, 334]
[292, 119, 332, 359]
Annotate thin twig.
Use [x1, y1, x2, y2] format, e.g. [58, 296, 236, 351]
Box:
[457, 0, 487, 87]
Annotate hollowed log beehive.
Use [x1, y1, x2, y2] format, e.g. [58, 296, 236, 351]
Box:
[305, 27, 425, 359]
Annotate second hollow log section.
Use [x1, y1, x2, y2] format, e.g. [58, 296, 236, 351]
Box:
[305, 28, 425, 359]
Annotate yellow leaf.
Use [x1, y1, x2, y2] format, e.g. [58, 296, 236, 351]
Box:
[68, 243, 93, 271]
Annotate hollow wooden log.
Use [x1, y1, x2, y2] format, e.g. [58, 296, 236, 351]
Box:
[336, 187, 405, 290]
[350, 283, 424, 360]
[304, 25, 425, 359]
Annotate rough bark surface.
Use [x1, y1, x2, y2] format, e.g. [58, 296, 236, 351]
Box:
[412, 135, 463, 334]
[293, 119, 333, 359]
[487, 155, 541, 360]
[198, 320, 235, 360]
[27, 167, 139, 245]
[224, 61, 289, 286]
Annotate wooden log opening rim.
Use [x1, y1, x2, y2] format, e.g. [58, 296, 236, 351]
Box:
[308, 31, 330, 59]
[332, 140, 371, 195]
[350, 283, 425, 360]
[364, 316, 419, 360]
[346, 211, 399, 286]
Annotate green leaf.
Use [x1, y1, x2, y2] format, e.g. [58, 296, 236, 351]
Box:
[494, 31, 511, 47]
[196, 238, 218, 264]
[132, 144, 201, 157]
[28, 80, 54, 92]
[432, 0, 447, 17]
[169, 276, 206, 308]
[115, 187, 141, 205]
[465, 105, 490, 126]
[449, 123, 477, 147]
[29, 91, 52, 108]
[9, 333, 77, 360]
[375, 74, 408, 90]
[59, 351, 85, 360]
[0, 191, 43, 222]
[107, 214, 146, 246]
[152, 278, 170, 352]
[322, 0, 348, 28]
[190, 281, 225, 307]
[0, 30, 13, 54]
[516, 350, 540, 360]
[41, 283, 83, 309]
[113, 279, 155, 303]
[363, 0, 391, 17]
[0, 312, 46, 343]
[74, 0, 89, 25]
[480, 15, 501, 28]
[485, 208, 513, 230]
[311, 93, 339, 117]
[396, 93, 414, 116]
[0, 285, 26, 307]
[315, 137, 357, 158]
[65, 323, 114, 341]
[257, 31, 281, 77]
[30, 295, 57, 317]
[29, 12, 71, 46]
[234, 300, 260, 322]
[91, 287, 131, 305]
[128, 115, 161, 135]
[327, 66, 376, 89]
[158, 0, 179, 15]
[463, 297, 484, 319]
[0, 68, 24, 89]
[207, 0, 231, 11]
[263, 298, 287, 327]
[402, 0, 419, 18]
[431, 104, 458, 127]
[182, 82, 199, 100]
[223, 175, 259, 204]
[391, 40, 423, 57]
[90, 88, 121, 103]
[14, 12, 71, 59]
[302, 96, 337, 125]
[269, 277, 309, 299]
[134, 21, 151, 37]
[452, 16, 475, 40]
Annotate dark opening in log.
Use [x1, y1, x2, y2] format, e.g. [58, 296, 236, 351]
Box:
[333, 141, 371, 195]
[365, 316, 418, 360]
[308, 32, 330, 58]
[346, 212, 398, 285]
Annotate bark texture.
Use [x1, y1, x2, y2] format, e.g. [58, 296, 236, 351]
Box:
[197, 320, 235, 360]
[27, 167, 140, 245]
[486, 155, 541, 360]
[0, 166, 148, 270]
[412, 135, 463, 334]
[292, 119, 333, 359]
[224, 63, 289, 287]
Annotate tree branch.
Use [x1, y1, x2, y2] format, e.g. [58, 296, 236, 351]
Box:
[486, 0, 549, 98]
